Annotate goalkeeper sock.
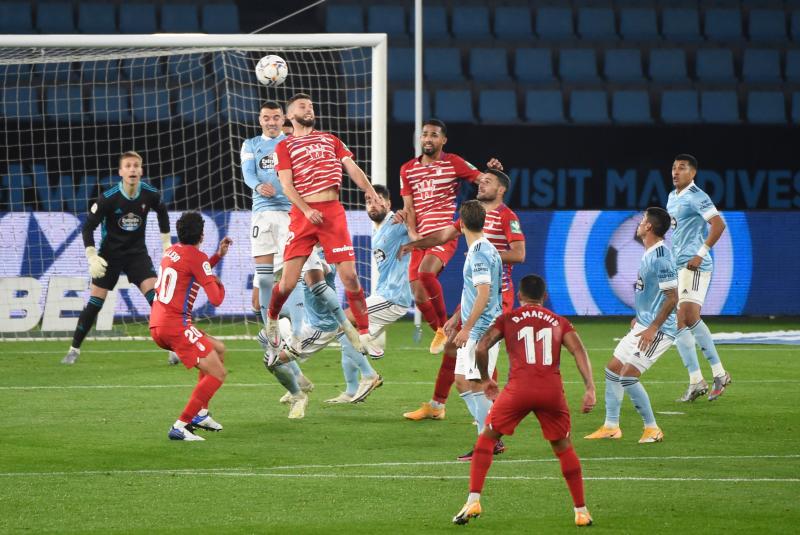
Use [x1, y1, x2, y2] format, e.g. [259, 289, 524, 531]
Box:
[416, 299, 440, 331]
[621, 376, 657, 427]
[71, 296, 104, 349]
[419, 272, 448, 327]
[271, 361, 300, 395]
[345, 288, 370, 333]
[689, 320, 725, 373]
[471, 391, 492, 434]
[267, 282, 290, 321]
[556, 446, 586, 508]
[675, 328, 704, 383]
[604, 368, 624, 427]
[309, 280, 349, 326]
[255, 264, 274, 326]
[144, 289, 155, 306]
[469, 434, 497, 493]
[178, 375, 223, 424]
[432, 349, 457, 404]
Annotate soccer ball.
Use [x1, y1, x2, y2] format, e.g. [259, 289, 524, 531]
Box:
[255, 55, 288, 87]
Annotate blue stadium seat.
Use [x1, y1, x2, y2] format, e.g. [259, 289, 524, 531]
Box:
[748, 9, 787, 43]
[700, 91, 739, 123]
[221, 85, 257, 124]
[524, 90, 565, 124]
[0, 2, 33, 34]
[167, 55, 207, 85]
[131, 84, 172, 122]
[649, 49, 689, 84]
[704, 9, 743, 42]
[569, 90, 609, 124]
[0, 64, 33, 86]
[213, 52, 251, 84]
[536, 7, 575, 41]
[604, 49, 644, 83]
[612, 90, 652, 124]
[411, 6, 449, 42]
[326, 5, 363, 33]
[33, 63, 73, 83]
[577, 8, 617, 41]
[1, 164, 32, 208]
[91, 85, 132, 123]
[424, 48, 464, 82]
[122, 57, 163, 81]
[341, 48, 371, 84]
[787, 50, 800, 83]
[661, 90, 700, 123]
[478, 90, 518, 123]
[37, 2, 75, 33]
[161, 4, 200, 33]
[559, 49, 600, 84]
[695, 49, 736, 84]
[469, 48, 511, 83]
[747, 91, 787, 124]
[32, 164, 61, 211]
[453, 6, 491, 41]
[120, 4, 156, 34]
[346, 89, 369, 121]
[792, 92, 800, 124]
[742, 49, 782, 84]
[1, 87, 39, 120]
[392, 89, 431, 122]
[434, 89, 474, 123]
[78, 3, 116, 34]
[45, 86, 84, 123]
[515, 48, 555, 84]
[159, 176, 181, 204]
[81, 60, 121, 83]
[494, 7, 533, 41]
[202, 3, 239, 33]
[620, 8, 659, 41]
[368, 5, 406, 38]
[662, 8, 702, 42]
[792, 11, 800, 42]
[388, 48, 413, 82]
[178, 85, 216, 123]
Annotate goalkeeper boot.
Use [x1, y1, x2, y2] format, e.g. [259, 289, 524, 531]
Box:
[638, 426, 664, 444]
[191, 412, 223, 431]
[61, 347, 80, 365]
[584, 425, 622, 440]
[708, 372, 731, 401]
[168, 425, 205, 441]
[574, 508, 593, 527]
[403, 402, 446, 421]
[676, 379, 708, 402]
[352, 374, 383, 403]
[452, 500, 482, 525]
[325, 392, 355, 404]
[429, 328, 447, 354]
[167, 351, 180, 366]
[288, 392, 308, 419]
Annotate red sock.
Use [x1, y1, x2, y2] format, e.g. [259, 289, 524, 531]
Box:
[179, 375, 223, 424]
[419, 272, 448, 326]
[432, 348, 457, 404]
[556, 446, 586, 508]
[198, 370, 209, 410]
[267, 282, 290, 320]
[416, 299, 440, 331]
[469, 434, 497, 493]
[345, 288, 369, 333]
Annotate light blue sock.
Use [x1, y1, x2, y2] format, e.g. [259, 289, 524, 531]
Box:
[471, 391, 492, 434]
[604, 368, 624, 427]
[459, 390, 478, 421]
[255, 264, 274, 326]
[287, 360, 303, 378]
[340, 349, 360, 396]
[339, 334, 376, 378]
[621, 376, 657, 427]
[271, 361, 300, 395]
[309, 280, 349, 326]
[675, 328, 702, 381]
[689, 320, 722, 367]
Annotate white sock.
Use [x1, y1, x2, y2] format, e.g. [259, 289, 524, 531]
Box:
[689, 370, 704, 384]
[430, 400, 445, 409]
[575, 506, 588, 513]
[173, 420, 186, 429]
[70, 346, 80, 353]
[468, 492, 481, 504]
[197, 408, 209, 417]
[710, 363, 726, 378]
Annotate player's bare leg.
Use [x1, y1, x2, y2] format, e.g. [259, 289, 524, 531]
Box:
[191, 336, 226, 431]
[62, 284, 109, 364]
[452, 427, 502, 525]
[417, 255, 448, 353]
[549, 437, 592, 526]
[168, 349, 226, 441]
[678, 302, 730, 401]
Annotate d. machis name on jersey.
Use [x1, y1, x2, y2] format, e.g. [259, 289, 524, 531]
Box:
[510, 308, 561, 327]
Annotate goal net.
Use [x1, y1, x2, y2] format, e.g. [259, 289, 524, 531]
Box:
[0, 34, 387, 339]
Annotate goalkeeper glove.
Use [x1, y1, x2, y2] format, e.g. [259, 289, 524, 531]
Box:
[85, 247, 108, 279]
[161, 233, 172, 252]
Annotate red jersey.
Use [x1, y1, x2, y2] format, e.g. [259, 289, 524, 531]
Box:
[149, 243, 225, 328]
[493, 304, 575, 388]
[274, 130, 353, 198]
[400, 152, 480, 236]
[453, 204, 525, 291]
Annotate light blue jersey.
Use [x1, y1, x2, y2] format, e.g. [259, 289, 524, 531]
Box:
[461, 237, 503, 340]
[302, 267, 339, 333]
[372, 212, 413, 308]
[666, 182, 719, 272]
[635, 241, 678, 337]
[241, 133, 291, 212]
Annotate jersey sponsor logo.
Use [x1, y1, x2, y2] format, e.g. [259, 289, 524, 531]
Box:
[118, 212, 142, 231]
[259, 154, 276, 171]
[671, 217, 677, 230]
[202, 261, 213, 276]
[635, 274, 644, 292]
[373, 248, 386, 263]
[510, 219, 522, 234]
[332, 245, 354, 254]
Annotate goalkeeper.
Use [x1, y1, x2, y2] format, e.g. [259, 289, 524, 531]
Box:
[61, 151, 172, 365]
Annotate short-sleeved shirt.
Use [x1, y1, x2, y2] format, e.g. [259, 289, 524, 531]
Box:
[461, 237, 503, 340]
[666, 182, 719, 272]
[372, 213, 413, 308]
[274, 130, 353, 198]
[240, 133, 291, 212]
[399, 152, 481, 236]
[635, 241, 678, 337]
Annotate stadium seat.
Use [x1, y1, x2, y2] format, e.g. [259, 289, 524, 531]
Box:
[392, 89, 431, 122]
[178, 85, 216, 123]
[559, 49, 600, 84]
[388, 48, 413, 82]
[0, 87, 39, 120]
[569, 90, 610, 124]
[792, 92, 800, 124]
[748, 9, 787, 43]
[434, 89, 474, 123]
[221, 85, 257, 124]
[478, 89, 518, 123]
[411, 6, 449, 42]
[346, 89, 369, 121]
[577, 8, 618, 41]
[0, 2, 33, 34]
[36, 2, 76, 34]
[620, 8, 659, 41]
[604, 49, 644, 83]
[81, 60, 121, 83]
[0, 64, 33, 86]
[514, 48, 555, 84]
[131, 84, 172, 122]
[78, 2, 116, 34]
[122, 57, 163, 81]
[33, 63, 73, 83]
[161, 4, 200, 33]
[661, 90, 700, 123]
[469, 48, 511, 84]
[91, 85, 132, 123]
[747, 91, 787, 124]
[424, 48, 464, 82]
[535, 7, 575, 41]
[32, 164, 61, 211]
[326, 5, 363, 34]
[787, 50, 800, 83]
[1, 164, 32, 208]
[704, 9, 744, 42]
[792, 11, 800, 42]
[494, 7, 533, 41]
[742, 49, 782, 84]
[167, 54, 207, 86]
[453, 6, 491, 41]
[120, 4, 157, 34]
[662, 8, 702, 42]
[213, 52, 251, 84]
[612, 90, 653, 124]
[695, 49, 736, 84]
[367, 5, 407, 39]
[524, 90, 566, 124]
[45, 86, 85, 123]
[159, 176, 181, 204]
[201, 4, 239, 34]
[700, 91, 740, 123]
[341, 48, 371, 84]
[649, 49, 689, 84]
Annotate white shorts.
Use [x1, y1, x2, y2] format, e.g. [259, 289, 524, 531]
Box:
[677, 268, 711, 307]
[614, 322, 675, 373]
[365, 295, 407, 337]
[285, 321, 338, 361]
[455, 338, 500, 381]
[251, 210, 290, 268]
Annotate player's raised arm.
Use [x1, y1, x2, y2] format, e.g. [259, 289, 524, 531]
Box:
[81, 196, 109, 278]
[153, 191, 171, 252]
[562, 330, 596, 413]
[341, 156, 381, 207]
[397, 226, 458, 259]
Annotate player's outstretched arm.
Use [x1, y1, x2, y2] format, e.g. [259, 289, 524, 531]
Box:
[499, 240, 525, 265]
[563, 331, 596, 413]
[397, 227, 456, 259]
[342, 157, 382, 205]
[401, 194, 420, 240]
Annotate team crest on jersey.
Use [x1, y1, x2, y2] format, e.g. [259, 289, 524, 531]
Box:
[510, 220, 521, 234]
[118, 212, 142, 231]
[373, 248, 386, 263]
[259, 154, 275, 171]
[671, 217, 677, 230]
[202, 261, 212, 276]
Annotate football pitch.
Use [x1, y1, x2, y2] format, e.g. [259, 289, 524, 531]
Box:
[1, 318, 798, 534]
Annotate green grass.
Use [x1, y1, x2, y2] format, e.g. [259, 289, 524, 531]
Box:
[1, 319, 798, 534]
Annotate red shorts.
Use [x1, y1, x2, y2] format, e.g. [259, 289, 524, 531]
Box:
[502, 283, 515, 314]
[408, 236, 459, 281]
[487, 383, 571, 440]
[284, 200, 355, 264]
[150, 325, 213, 369]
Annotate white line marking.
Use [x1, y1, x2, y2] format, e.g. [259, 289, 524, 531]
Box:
[656, 411, 686, 415]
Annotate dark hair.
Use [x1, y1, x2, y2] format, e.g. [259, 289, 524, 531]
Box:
[519, 274, 546, 301]
[485, 169, 510, 191]
[176, 211, 204, 246]
[373, 184, 390, 200]
[283, 119, 293, 128]
[645, 206, 671, 238]
[423, 118, 447, 136]
[261, 100, 283, 112]
[459, 200, 486, 232]
[287, 93, 312, 107]
[674, 153, 698, 170]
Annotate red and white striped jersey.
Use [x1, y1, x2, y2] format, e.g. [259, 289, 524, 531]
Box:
[274, 130, 353, 198]
[453, 204, 525, 291]
[400, 152, 480, 236]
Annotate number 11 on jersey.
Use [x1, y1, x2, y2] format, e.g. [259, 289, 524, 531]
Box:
[517, 326, 553, 365]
